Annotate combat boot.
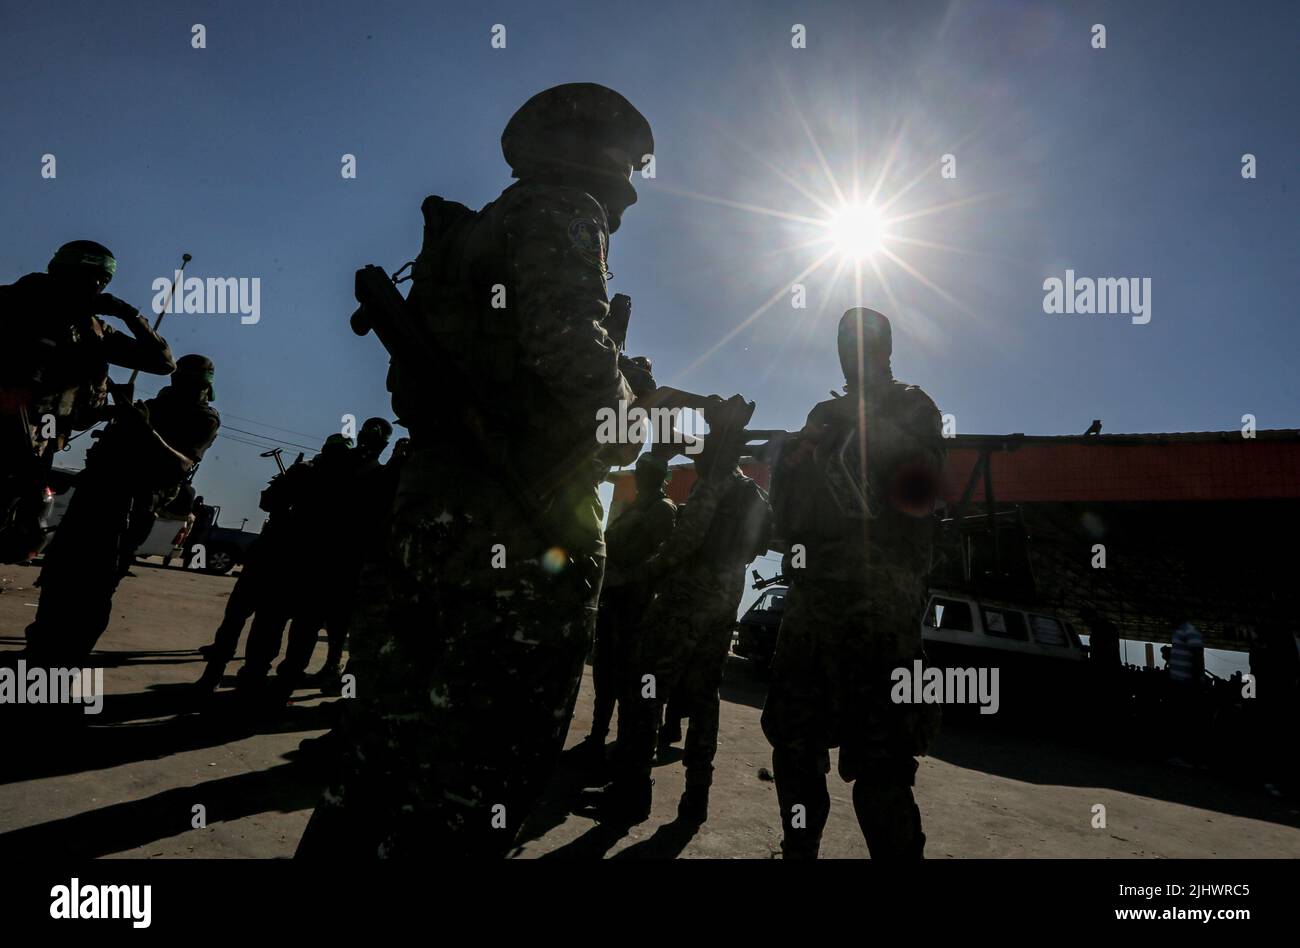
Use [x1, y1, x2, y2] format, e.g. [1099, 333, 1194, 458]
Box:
[193, 661, 226, 692]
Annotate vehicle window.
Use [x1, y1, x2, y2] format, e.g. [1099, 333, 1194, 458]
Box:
[752, 591, 776, 612]
[1029, 614, 1069, 647]
[926, 597, 973, 632]
[768, 591, 786, 611]
[982, 607, 1029, 641]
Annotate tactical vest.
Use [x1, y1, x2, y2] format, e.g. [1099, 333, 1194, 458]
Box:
[392, 184, 615, 500]
[393, 189, 527, 438]
[776, 383, 940, 561]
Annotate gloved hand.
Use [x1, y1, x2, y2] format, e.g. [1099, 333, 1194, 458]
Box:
[619, 354, 656, 399]
[96, 293, 142, 321]
[699, 394, 755, 477]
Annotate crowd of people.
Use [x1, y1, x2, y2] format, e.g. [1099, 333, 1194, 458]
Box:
[194, 419, 408, 698]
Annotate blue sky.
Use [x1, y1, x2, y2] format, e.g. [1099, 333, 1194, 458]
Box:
[2, 0, 1296, 543]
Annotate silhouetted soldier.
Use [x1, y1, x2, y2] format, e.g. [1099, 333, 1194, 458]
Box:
[236, 434, 354, 691]
[277, 425, 388, 694]
[194, 463, 310, 692]
[1, 241, 174, 561]
[297, 83, 657, 858]
[26, 354, 219, 665]
[590, 397, 772, 824]
[305, 417, 394, 689]
[762, 308, 944, 859]
[568, 452, 676, 767]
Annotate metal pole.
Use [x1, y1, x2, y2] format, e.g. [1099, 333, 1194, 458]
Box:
[128, 252, 190, 385]
[260, 447, 286, 475]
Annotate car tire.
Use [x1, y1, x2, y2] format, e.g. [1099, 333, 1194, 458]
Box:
[203, 543, 239, 576]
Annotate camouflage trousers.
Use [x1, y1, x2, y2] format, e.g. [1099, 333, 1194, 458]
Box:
[295, 505, 602, 859]
[615, 599, 736, 789]
[760, 578, 940, 860]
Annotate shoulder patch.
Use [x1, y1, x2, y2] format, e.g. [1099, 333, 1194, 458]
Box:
[567, 216, 608, 273]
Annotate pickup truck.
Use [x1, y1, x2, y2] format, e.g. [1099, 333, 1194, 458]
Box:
[38, 467, 204, 565]
[182, 503, 261, 574]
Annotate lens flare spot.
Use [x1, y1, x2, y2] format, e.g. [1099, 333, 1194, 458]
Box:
[541, 547, 568, 574]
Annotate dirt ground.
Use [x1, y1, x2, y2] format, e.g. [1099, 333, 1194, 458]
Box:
[0, 561, 1296, 859]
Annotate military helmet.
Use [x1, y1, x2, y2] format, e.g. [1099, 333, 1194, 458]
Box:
[837, 307, 892, 386]
[635, 451, 671, 483]
[173, 353, 216, 401]
[48, 240, 117, 282]
[635, 452, 669, 476]
[501, 83, 654, 178]
[358, 416, 393, 455]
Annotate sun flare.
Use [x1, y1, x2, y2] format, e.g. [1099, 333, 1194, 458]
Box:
[826, 202, 890, 260]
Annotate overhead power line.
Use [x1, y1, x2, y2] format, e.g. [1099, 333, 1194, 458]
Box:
[218, 433, 284, 451]
[219, 411, 329, 442]
[220, 425, 320, 452]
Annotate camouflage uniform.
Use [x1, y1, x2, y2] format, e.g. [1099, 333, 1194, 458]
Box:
[297, 85, 653, 858]
[761, 310, 944, 860]
[616, 468, 772, 795]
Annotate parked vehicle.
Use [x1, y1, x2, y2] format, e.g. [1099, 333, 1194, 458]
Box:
[135, 515, 194, 560]
[921, 589, 1088, 715]
[39, 467, 194, 563]
[732, 584, 788, 674]
[732, 580, 1089, 698]
[182, 503, 260, 575]
[34, 466, 79, 555]
[922, 589, 1086, 661]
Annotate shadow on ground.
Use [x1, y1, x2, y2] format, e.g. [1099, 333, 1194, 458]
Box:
[0, 761, 320, 858]
[0, 684, 335, 787]
[929, 715, 1300, 829]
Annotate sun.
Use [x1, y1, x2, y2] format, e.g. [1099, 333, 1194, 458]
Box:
[646, 102, 994, 382]
[826, 202, 889, 260]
